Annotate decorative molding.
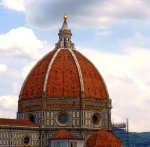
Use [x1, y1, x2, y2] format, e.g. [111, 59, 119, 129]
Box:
[18, 99, 42, 112]
[18, 97, 108, 112]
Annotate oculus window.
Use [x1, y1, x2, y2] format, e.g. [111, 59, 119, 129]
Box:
[59, 114, 67, 123]
[23, 136, 30, 146]
[92, 113, 102, 127]
[56, 111, 70, 126]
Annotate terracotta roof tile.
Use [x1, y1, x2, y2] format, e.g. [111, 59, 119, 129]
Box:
[74, 50, 108, 99]
[47, 49, 80, 98]
[20, 49, 109, 100]
[87, 129, 122, 147]
[0, 118, 38, 127]
[50, 130, 83, 140]
[21, 50, 56, 99]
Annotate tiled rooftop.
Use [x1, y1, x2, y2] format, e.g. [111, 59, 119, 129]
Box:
[87, 129, 122, 147]
[20, 49, 108, 100]
[50, 130, 83, 140]
[74, 50, 108, 99]
[0, 118, 38, 127]
[47, 49, 81, 97]
[21, 50, 56, 99]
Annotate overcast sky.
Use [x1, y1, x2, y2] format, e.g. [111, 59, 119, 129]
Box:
[0, 0, 150, 132]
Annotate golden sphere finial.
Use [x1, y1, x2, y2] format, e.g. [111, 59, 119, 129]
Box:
[63, 13, 67, 20]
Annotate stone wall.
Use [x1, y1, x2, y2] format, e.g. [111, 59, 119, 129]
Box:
[0, 126, 39, 147]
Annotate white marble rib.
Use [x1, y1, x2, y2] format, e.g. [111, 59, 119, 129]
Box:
[75, 50, 110, 98]
[43, 48, 61, 92]
[68, 48, 84, 93]
[19, 50, 54, 99]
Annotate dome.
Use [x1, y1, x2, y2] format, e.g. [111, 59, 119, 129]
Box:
[17, 15, 112, 144]
[86, 129, 122, 147]
[19, 15, 109, 101]
[19, 49, 108, 100]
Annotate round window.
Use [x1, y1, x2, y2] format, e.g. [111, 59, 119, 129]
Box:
[59, 114, 68, 123]
[92, 113, 102, 127]
[56, 111, 70, 126]
[23, 136, 30, 146]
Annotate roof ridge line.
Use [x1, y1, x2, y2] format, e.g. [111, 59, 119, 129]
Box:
[42, 48, 61, 94]
[75, 50, 110, 99]
[68, 48, 85, 98]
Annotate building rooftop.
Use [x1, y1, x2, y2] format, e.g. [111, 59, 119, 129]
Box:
[0, 118, 38, 127]
[87, 129, 122, 147]
[49, 130, 83, 140]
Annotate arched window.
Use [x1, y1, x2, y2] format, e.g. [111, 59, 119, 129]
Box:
[29, 115, 35, 123]
[64, 38, 66, 48]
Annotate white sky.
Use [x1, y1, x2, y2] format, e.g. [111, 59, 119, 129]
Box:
[0, 0, 150, 132]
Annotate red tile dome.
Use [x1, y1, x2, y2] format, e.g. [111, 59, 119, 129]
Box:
[86, 129, 122, 147]
[20, 49, 109, 100]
